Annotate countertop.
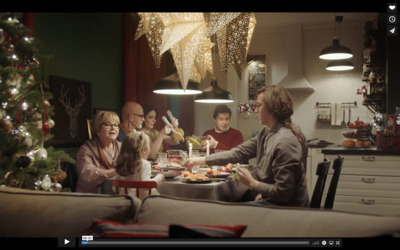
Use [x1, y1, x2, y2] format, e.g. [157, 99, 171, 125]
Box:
[321, 145, 400, 156]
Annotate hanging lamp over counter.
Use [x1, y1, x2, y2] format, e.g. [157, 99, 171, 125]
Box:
[194, 77, 233, 103]
[153, 73, 202, 95]
[319, 15, 353, 61]
[326, 60, 354, 71]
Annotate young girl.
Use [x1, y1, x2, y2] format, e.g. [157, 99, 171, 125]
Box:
[115, 131, 164, 199]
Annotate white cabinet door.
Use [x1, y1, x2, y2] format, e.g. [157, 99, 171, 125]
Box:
[323, 154, 400, 216]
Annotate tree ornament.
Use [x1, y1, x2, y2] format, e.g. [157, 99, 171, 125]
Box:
[1, 43, 14, 56]
[37, 147, 48, 159]
[21, 134, 33, 147]
[14, 112, 23, 126]
[0, 28, 4, 44]
[42, 100, 51, 108]
[27, 74, 35, 86]
[50, 183, 62, 192]
[40, 175, 52, 191]
[16, 155, 32, 169]
[0, 118, 12, 133]
[47, 118, 55, 129]
[53, 169, 67, 183]
[33, 113, 42, 128]
[28, 57, 40, 69]
[42, 124, 49, 136]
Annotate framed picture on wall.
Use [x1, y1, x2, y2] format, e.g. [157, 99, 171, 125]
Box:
[247, 55, 266, 100]
[45, 75, 92, 148]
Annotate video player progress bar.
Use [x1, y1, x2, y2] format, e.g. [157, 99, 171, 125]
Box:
[80, 239, 342, 247]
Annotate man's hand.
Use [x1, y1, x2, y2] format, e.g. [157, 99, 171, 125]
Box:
[203, 135, 218, 149]
[236, 166, 259, 189]
[182, 157, 206, 171]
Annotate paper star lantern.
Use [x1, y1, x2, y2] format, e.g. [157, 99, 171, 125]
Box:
[134, 13, 164, 68]
[206, 12, 242, 36]
[170, 22, 208, 90]
[216, 12, 256, 78]
[191, 38, 215, 82]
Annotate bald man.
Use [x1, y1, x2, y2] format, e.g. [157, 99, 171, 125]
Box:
[117, 102, 145, 142]
[117, 102, 174, 161]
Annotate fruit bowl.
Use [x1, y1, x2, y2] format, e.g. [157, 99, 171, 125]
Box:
[341, 139, 372, 148]
[186, 135, 207, 149]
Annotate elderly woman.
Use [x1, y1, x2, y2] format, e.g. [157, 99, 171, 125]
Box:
[76, 111, 121, 193]
[184, 85, 309, 207]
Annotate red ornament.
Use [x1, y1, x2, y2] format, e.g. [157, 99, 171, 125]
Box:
[14, 112, 23, 125]
[42, 124, 49, 136]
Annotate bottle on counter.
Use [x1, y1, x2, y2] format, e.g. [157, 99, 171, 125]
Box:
[395, 107, 400, 126]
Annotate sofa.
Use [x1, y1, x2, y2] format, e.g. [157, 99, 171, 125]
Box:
[1, 186, 400, 238]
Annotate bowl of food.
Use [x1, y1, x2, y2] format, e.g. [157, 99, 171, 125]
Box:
[186, 135, 208, 150]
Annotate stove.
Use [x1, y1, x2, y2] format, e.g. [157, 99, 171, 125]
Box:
[307, 139, 334, 148]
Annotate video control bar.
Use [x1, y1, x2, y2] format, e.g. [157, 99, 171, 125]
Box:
[76, 237, 342, 248]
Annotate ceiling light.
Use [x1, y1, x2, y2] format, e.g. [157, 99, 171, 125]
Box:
[153, 73, 202, 95]
[326, 60, 354, 71]
[194, 78, 233, 103]
[319, 15, 353, 60]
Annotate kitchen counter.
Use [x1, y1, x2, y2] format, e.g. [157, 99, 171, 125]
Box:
[321, 145, 400, 156]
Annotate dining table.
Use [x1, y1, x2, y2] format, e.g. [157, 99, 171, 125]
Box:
[100, 172, 252, 202]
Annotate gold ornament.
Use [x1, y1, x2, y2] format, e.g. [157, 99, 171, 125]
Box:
[43, 100, 51, 108]
[53, 169, 67, 183]
[0, 118, 12, 133]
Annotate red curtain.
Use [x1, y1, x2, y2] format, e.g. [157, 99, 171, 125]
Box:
[124, 13, 168, 131]
[124, 13, 194, 135]
[21, 13, 34, 36]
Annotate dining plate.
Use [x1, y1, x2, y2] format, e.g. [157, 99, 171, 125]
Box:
[160, 166, 186, 171]
[151, 172, 180, 178]
[182, 179, 212, 184]
[206, 173, 230, 178]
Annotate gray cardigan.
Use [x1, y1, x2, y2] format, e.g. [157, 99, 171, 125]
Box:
[206, 122, 309, 207]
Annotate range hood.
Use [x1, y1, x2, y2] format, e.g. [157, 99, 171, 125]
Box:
[277, 25, 314, 91]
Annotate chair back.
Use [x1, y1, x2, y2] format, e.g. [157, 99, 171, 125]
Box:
[111, 179, 157, 198]
[309, 158, 330, 208]
[324, 155, 344, 209]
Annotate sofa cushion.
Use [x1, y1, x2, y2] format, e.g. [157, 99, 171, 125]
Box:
[135, 195, 400, 237]
[88, 220, 246, 238]
[0, 186, 140, 237]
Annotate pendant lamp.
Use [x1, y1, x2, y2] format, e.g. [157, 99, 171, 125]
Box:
[326, 60, 354, 71]
[153, 73, 202, 95]
[319, 15, 353, 60]
[194, 77, 233, 103]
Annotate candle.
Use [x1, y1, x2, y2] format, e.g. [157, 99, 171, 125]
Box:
[206, 140, 210, 156]
[189, 142, 193, 158]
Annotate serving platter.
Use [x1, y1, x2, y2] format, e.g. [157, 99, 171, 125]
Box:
[182, 179, 212, 184]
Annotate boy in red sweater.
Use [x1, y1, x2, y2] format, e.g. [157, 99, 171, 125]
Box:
[202, 105, 243, 153]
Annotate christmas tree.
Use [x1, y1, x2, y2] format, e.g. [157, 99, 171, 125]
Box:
[0, 13, 74, 191]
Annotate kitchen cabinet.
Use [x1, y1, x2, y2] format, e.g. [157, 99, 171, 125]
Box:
[323, 153, 400, 216]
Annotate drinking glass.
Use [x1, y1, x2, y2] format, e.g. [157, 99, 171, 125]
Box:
[156, 152, 168, 168]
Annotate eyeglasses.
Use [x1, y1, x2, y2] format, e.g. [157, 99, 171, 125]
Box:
[131, 113, 145, 118]
[100, 123, 119, 129]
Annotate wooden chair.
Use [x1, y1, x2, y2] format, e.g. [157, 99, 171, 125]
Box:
[309, 158, 331, 208]
[111, 179, 157, 198]
[324, 155, 344, 209]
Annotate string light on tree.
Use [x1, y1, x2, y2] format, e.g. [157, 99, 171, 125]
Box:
[0, 12, 75, 190]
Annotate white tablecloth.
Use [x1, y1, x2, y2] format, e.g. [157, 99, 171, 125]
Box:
[101, 175, 253, 202]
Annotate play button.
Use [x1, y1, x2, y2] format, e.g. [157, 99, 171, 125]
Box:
[58, 237, 76, 248]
